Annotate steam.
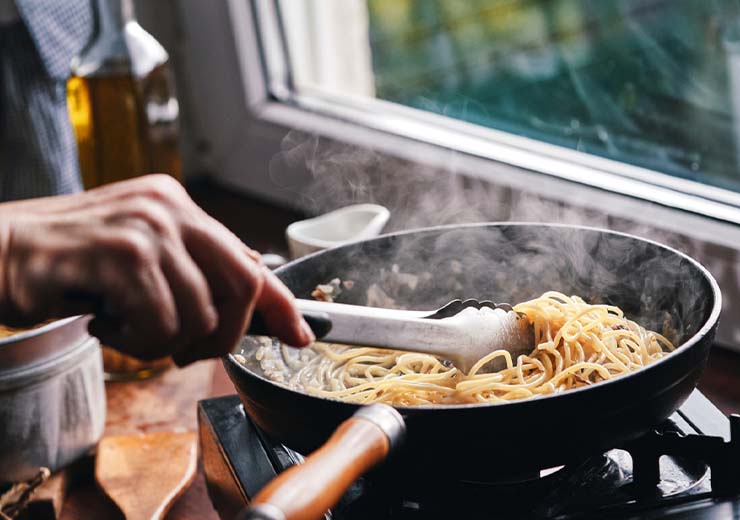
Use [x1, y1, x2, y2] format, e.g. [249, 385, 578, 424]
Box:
[269, 130, 716, 345]
[269, 131, 504, 229]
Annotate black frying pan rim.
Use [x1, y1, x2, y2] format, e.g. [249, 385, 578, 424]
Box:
[227, 222, 721, 411]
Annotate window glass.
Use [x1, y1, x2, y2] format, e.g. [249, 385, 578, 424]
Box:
[278, 1, 740, 193]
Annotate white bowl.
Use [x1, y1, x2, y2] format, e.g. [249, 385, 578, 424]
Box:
[286, 204, 390, 259]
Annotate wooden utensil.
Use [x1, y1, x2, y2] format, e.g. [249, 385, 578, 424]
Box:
[95, 431, 197, 520]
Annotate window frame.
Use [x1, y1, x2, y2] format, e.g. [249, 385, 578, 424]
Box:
[233, 1, 740, 223]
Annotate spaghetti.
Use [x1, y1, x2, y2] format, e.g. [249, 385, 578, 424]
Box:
[250, 291, 674, 406]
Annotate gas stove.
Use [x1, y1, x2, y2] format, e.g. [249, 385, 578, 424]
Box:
[199, 390, 740, 519]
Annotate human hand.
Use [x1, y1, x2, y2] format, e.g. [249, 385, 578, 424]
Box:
[0, 174, 314, 364]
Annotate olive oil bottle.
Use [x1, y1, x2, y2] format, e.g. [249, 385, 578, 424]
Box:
[66, 0, 182, 189]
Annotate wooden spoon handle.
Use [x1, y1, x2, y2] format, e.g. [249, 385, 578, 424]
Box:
[95, 431, 197, 520]
[241, 404, 404, 520]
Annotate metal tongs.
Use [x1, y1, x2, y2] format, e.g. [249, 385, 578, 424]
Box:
[248, 299, 534, 372]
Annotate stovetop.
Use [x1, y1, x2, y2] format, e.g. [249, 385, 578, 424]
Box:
[198, 390, 740, 519]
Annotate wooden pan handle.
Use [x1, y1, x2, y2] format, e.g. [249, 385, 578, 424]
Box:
[239, 404, 405, 520]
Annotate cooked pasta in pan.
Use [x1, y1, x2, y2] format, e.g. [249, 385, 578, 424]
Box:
[241, 291, 674, 406]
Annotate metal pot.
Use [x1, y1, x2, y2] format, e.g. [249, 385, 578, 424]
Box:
[0, 317, 105, 482]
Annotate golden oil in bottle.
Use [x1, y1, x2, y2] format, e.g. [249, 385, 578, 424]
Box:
[66, 0, 182, 189]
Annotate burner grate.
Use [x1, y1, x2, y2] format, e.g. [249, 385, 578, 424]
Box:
[626, 393, 740, 495]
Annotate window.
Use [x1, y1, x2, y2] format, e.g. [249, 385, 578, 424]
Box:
[267, 0, 740, 204]
[168, 0, 740, 349]
[368, 2, 738, 189]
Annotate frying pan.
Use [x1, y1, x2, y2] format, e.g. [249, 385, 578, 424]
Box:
[224, 223, 721, 519]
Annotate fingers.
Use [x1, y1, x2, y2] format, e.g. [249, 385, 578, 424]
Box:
[257, 267, 315, 347]
[160, 242, 219, 342]
[88, 251, 179, 358]
[116, 258, 179, 342]
[238, 242, 314, 345]
[103, 242, 220, 361]
[174, 219, 314, 365]
[79, 240, 218, 361]
[174, 225, 266, 365]
[172, 292, 255, 366]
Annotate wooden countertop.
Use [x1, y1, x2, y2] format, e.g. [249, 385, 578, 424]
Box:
[57, 180, 740, 519]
